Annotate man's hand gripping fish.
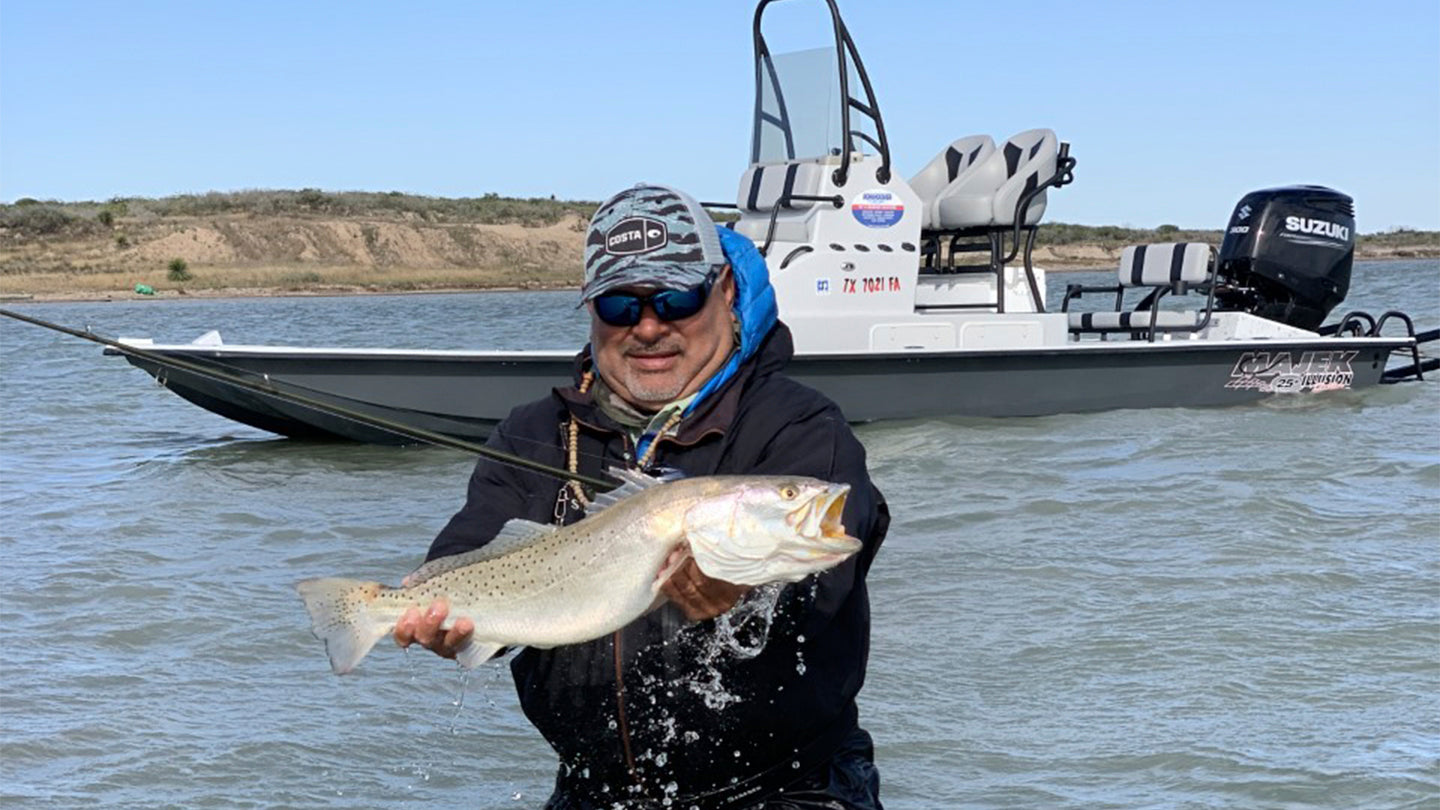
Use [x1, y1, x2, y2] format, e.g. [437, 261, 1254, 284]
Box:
[296, 470, 861, 674]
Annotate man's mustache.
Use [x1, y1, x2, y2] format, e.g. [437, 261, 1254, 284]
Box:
[623, 339, 683, 357]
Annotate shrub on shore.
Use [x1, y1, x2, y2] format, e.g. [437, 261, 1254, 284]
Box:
[0, 204, 96, 236]
[2, 191, 1434, 253]
[103, 189, 600, 226]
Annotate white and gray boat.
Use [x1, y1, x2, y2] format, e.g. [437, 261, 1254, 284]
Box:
[110, 0, 1433, 445]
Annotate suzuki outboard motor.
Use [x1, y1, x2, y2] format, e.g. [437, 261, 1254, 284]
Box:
[1215, 185, 1355, 330]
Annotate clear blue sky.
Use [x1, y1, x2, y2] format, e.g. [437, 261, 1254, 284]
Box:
[3, 0, 1437, 231]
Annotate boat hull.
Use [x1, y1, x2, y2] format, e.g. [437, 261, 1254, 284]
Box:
[116, 337, 1408, 444]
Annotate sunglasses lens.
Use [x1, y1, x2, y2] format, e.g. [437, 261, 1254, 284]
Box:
[651, 287, 708, 321]
[593, 295, 642, 327]
[592, 273, 715, 327]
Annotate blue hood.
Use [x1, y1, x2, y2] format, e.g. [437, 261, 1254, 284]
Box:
[685, 226, 777, 414]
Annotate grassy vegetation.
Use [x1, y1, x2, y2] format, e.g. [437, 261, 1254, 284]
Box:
[0, 190, 599, 237]
[1040, 222, 1219, 247]
[1038, 222, 1440, 251]
[0, 264, 572, 298]
[5, 190, 1433, 247]
[1357, 227, 1440, 249]
[0, 190, 1433, 299]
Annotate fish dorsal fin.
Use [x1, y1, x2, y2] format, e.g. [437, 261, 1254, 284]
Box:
[403, 519, 555, 586]
[587, 468, 678, 516]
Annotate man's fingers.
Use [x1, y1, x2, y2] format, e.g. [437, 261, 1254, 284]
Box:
[663, 559, 748, 621]
[443, 617, 475, 653]
[416, 600, 449, 647]
[662, 559, 705, 607]
[395, 600, 456, 651]
[395, 606, 419, 647]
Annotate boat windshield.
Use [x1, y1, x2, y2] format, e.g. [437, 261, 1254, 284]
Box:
[753, 44, 881, 164]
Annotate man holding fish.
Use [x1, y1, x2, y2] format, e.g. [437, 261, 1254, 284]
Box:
[392, 184, 890, 808]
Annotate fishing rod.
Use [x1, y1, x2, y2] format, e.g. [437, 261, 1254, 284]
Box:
[0, 308, 617, 491]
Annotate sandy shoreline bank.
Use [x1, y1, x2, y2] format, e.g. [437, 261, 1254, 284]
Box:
[6, 195, 1434, 305]
[0, 283, 573, 304]
[3, 254, 1434, 305]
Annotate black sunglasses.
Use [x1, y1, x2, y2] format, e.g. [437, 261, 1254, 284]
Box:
[592, 269, 722, 328]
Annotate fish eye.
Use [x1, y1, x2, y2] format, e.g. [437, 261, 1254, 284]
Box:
[779, 485, 799, 500]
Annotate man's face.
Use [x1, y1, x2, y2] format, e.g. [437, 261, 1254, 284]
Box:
[589, 270, 736, 412]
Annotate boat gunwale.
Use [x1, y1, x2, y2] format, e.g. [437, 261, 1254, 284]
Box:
[117, 335, 1417, 364]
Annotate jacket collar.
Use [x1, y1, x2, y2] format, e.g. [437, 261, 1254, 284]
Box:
[556, 322, 795, 444]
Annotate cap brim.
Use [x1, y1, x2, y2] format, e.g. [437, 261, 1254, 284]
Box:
[579, 266, 716, 302]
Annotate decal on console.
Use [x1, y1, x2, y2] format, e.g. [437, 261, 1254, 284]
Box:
[842, 276, 902, 294]
[1225, 350, 1358, 393]
[851, 189, 904, 228]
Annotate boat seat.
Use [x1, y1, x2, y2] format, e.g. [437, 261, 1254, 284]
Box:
[1063, 242, 1217, 340]
[1068, 310, 1204, 331]
[913, 129, 1071, 313]
[736, 159, 829, 214]
[991, 129, 1059, 227]
[933, 128, 1058, 229]
[733, 159, 830, 246]
[909, 135, 996, 230]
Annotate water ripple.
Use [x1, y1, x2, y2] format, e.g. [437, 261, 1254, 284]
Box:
[2, 263, 1437, 808]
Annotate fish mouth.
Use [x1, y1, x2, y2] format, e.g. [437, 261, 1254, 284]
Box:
[816, 484, 861, 555]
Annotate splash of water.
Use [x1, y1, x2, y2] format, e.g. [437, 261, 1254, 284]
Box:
[714, 582, 784, 658]
[447, 667, 473, 734]
[685, 583, 785, 709]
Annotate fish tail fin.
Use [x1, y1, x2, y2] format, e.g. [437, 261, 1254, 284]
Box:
[295, 577, 391, 675]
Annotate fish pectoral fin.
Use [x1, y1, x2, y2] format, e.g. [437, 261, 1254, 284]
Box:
[455, 640, 507, 670]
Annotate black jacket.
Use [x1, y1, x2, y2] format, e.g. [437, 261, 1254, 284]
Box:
[429, 323, 889, 805]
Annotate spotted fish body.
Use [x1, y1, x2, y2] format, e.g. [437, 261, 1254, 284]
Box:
[296, 470, 859, 675]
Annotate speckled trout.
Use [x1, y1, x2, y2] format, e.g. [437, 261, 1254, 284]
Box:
[296, 470, 860, 675]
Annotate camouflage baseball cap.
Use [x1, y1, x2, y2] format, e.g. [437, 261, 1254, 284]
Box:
[581, 184, 726, 301]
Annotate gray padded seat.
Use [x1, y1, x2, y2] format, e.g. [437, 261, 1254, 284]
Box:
[934, 128, 1058, 229]
[1066, 242, 1215, 334]
[1069, 309, 1205, 331]
[736, 160, 828, 214]
[1117, 242, 1213, 287]
[734, 159, 830, 244]
[909, 135, 996, 230]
